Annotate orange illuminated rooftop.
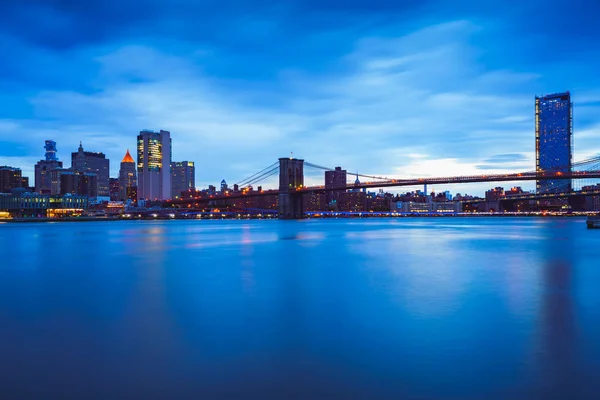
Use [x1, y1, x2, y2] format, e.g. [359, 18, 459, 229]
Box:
[122, 149, 134, 163]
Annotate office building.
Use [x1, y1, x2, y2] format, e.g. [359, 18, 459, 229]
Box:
[72, 143, 110, 197]
[171, 161, 195, 199]
[0, 166, 28, 193]
[109, 178, 120, 201]
[137, 129, 172, 201]
[535, 92, 573, 193]
[35, 140, 63, 194]
[60, 171, 98, 198]
[118, 149, 137, 201]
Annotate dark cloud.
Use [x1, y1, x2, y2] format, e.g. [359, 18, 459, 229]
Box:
[0, 0, 426, 51]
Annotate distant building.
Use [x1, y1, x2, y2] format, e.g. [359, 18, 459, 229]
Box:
[220, 179, 228, 193]
[325, 167, 347, 205]
[392, 201, 461, 213]
[71, 142, 110, 197]
[485, 187, 504, 201]
[137, 130, 172, 201]
[118, 149, 137, 201]
[536, 92, 573, 193]
[0, 166, 28, 193]
[59, 170, 98, 198]
[35, 140, 63, 194]
[109, 178, 120, 201]
[171, 161, 195, 199]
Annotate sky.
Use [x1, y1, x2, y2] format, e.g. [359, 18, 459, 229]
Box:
[1, 0, 600, 195]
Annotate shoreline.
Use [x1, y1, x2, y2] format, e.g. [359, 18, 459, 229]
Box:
[1, 213, 595, 223]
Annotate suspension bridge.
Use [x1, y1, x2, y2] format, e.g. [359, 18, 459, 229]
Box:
[166, 156, 600, 218]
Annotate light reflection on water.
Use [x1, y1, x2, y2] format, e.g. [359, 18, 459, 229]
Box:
[0, 218, 599, 399]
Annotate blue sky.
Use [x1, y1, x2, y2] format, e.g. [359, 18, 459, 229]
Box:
[1, 0, 599, 194]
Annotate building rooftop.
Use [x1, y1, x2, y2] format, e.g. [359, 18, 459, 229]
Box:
[122, 149, 135, 163]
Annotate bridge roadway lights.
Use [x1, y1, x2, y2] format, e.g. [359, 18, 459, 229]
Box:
[278, 157, 305, 219]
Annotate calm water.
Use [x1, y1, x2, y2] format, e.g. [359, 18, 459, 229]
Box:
[1, 218, 599, 399]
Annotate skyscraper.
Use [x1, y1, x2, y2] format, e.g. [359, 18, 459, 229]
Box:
[171, 161, 195, 199]
[35, 140, 63, 194]
[71, 143, 110, 197]
[535, 92, 573, 194]
[118, 149, 137, 201]
[137, 130, 172, 201]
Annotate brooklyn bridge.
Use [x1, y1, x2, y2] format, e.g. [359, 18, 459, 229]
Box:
[166, 156, 600, 219]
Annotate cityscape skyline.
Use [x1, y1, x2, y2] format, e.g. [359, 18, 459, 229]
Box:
[1, 1, 599, 195]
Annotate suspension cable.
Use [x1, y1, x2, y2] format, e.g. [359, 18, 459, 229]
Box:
[235, 162, 279, 186]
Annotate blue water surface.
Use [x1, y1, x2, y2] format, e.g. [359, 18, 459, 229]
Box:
[1, 218, 599, 399]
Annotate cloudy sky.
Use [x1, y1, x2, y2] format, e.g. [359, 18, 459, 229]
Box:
[1, 0, 599, 194]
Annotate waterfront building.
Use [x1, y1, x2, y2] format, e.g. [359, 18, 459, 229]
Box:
[118, 149, 137, 201]
[171, 161, 195, 199]
[35, 140, 63, 194]
[535, 92, 573, 193]
[0, 166, 28, 193]
[71, 142, 110, 197]
[0, 192, 89, 218]
[137, 130, 172, 201]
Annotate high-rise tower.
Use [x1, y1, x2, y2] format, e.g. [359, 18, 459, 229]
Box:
[137, 130, 172, 201]
[118, 149, 137, 201]
[535, 92, 573, 194]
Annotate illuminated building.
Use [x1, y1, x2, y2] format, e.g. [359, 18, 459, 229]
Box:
[137, 129, 172, 201]
[0, 192, 88, 218]
[220, 179, 227, 193]
[0, 166, 28, 193]
[71, 142, 110, 197]
[118, 149, 137, 200]
[35, 140, 63, 194]
[171, 161, 195, 199]
[535, 92, 573, 193]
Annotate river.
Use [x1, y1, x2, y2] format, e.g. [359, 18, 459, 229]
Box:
[1, 218, 599, 399]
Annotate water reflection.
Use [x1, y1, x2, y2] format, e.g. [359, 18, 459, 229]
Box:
[1, 218, 599, 398]
[536, 220, 580, 398]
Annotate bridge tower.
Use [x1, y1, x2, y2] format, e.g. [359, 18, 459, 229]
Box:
[278, 157, 304, 219]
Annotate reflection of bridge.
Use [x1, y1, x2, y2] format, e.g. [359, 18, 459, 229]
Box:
[167, 157, 600, 219]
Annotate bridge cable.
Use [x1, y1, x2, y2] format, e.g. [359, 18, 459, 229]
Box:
[235, 162, 279, 186]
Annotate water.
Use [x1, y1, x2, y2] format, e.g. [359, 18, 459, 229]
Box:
[1, 218, 599, 399]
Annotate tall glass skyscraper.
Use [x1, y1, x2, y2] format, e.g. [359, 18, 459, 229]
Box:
[137, 130, 172, 201]
[535, 92, 573, 194]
